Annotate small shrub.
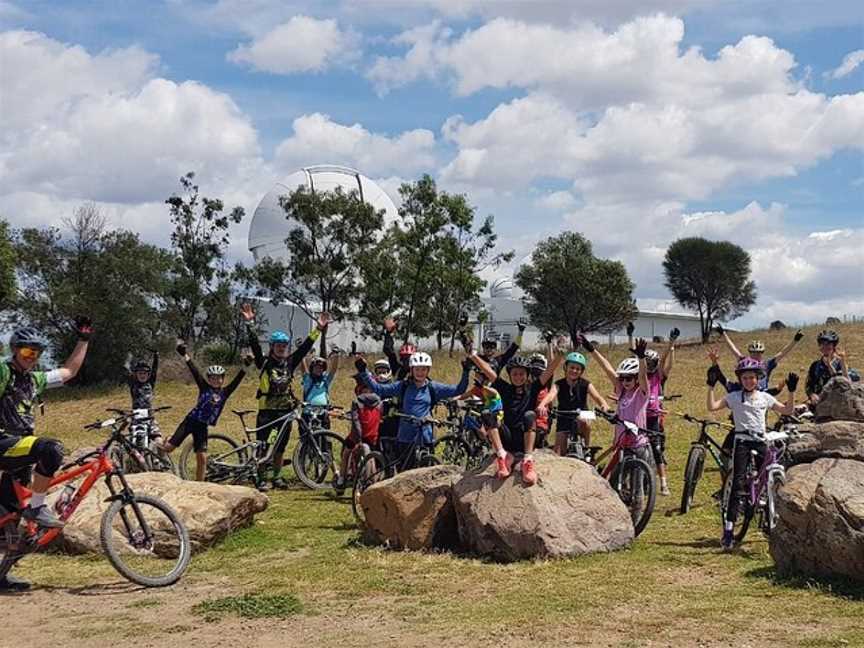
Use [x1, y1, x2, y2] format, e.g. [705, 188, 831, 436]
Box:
[769, 320, 786, 330]
[826, 316, 842, 325]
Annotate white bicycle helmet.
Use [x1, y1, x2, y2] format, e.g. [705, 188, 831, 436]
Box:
[207, 365, 226, 376]
[408, 352, 433, 368]
[748, 340, 766, 353]
[616, 357, 640, 376]
[373, 358, 391, 371]
[645, 349, 660, 373]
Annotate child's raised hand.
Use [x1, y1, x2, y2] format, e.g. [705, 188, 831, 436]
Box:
[240, 303, 255, 322]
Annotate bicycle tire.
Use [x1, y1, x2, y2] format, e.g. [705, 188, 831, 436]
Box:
[99, 494, 191, 587]
[0, 517, 20, 581]
[612, 457, 656, 537]
[294, 431, 346, 490]
[763, 471, 785, 536]
[432, 435, 472, 469]
[124, 447, 175, 475]
[720, 472, 753, 545]
[680, 444, 706, 514]
[178, 433, 243, 481]
[351, 450, 387, 524]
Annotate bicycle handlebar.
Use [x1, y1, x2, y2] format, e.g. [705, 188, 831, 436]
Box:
[669, 410, 734, 430]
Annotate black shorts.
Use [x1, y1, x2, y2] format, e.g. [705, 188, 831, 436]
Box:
[647, 415, 666, 466]
[256, 410, 293, 454]
[170, 418, 209, 453]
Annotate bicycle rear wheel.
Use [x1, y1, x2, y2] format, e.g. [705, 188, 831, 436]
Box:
[100, 494, 191, 587]
[432, 435, 472, 469]
[178, 433, 244, 481]
[720, 472, 753, 545]
[351, 450, 387, 524]
[680, 444, 706, 515]
[295, 431, 346, 490]
[0, 515, 21, 581]
[612, 457, 656, 537]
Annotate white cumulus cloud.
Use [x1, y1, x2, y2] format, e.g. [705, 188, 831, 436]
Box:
[826, 49, 864, 80]
[228, 15, 360, 74]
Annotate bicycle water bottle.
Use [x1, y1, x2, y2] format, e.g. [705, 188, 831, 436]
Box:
[54, 484, 76, 515]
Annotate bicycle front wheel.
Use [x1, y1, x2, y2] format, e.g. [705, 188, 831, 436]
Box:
[680, 444, 706, 515]
[432, 435, 472, 469]
[295, 431, 346, 490]
[720, 472, 753, 545]
[612, 457, 656, 537]
[352, 450, 387, 524]
[100, 494, 191, 587]
[178, 433, 245, 482]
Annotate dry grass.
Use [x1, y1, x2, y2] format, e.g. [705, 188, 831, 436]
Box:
[15, 321, 864, 647]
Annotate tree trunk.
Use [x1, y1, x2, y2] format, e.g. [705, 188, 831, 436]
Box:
[436, 330, 443, 351]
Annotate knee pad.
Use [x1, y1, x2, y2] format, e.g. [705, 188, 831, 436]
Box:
[34, 438, 64, 476]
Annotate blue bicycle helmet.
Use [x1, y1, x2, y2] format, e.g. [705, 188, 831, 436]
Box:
[269, 330, 291, 344]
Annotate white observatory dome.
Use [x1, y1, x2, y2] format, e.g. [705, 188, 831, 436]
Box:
[248, 165, 399, 262]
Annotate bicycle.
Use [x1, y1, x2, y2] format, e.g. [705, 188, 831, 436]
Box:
[548, 408, 602, 462]
[433, 398, 493, 471]
[592, 409, 658, 537]
[0, 411, 191, 587]
[105, 406, 175, 475]
[351, 412, 450, 524]
[177, 402, 346, 490]
[719, 426, 796, 546]
[672, 412, 734, 514]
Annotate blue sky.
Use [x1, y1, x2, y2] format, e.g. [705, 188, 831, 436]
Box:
[1, 0, 862, 328]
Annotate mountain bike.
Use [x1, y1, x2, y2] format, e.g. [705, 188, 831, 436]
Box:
[351, 412, 449, 524]
[672, 412, 734, 514]
[719, 427, 795, 546]
[105, 406, 175, 475]
[548, 408, 602, 462]
[433, 398, 493, 470]
[0, 412, 191, 587]
[593, 409, 657, 537]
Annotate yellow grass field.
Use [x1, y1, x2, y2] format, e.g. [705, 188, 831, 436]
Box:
[8, 322, 864, 648]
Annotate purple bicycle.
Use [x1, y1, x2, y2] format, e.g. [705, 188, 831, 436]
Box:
[719, 427, 794, 545]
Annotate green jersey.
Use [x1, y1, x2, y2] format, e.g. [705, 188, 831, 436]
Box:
[0, 361, 61, 435]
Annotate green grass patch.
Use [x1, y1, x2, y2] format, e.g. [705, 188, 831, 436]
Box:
[192, 593, 303, 622]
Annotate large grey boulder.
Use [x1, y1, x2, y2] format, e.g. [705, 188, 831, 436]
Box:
[52, 472, 268, 555]
[787, 420, 864, 465]
[815, 377, 864, 422]
[770, 458, 864, 581]
[361, 465, 462, 550]
[453, 452, 634, 562]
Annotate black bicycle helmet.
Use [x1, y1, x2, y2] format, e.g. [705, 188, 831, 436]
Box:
[506, 355, 531, 371]
[9, 327, 47, 350]
[817, 329, 839, 344]
[132, 361, 151, 372]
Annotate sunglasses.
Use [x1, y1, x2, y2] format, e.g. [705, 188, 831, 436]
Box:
[374, 368, 390, 374]
[618, 375, 637, 382]
[18, 347, 42, 360]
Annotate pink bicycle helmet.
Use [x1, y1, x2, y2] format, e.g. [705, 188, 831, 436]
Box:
[734, 357, 766, 378]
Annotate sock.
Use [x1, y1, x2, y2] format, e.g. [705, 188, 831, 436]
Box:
[497, 448, 507, 459]
[660, 477, 668, 488]
[29, 493, 46, 508]
[724, 521, 733, 531]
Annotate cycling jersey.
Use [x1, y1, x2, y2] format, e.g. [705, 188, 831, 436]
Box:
[347, 393, 382, 448]
[125, 351, 158, 410]
[492, 378, 541, 430]
[248, 324, 317, 411]
[646, 372, 667, 416]
[806, 357, 843, 397]
[614, 385, 649, 449]
[302, 372, 333, 406]
[0, 361, 64, 435]
[466, 384, 504, 423]
[185, 360, 245, 426]
[553, 377, 591, 430]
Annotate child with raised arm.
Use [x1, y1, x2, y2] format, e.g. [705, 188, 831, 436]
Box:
[160, 342, 249, 481]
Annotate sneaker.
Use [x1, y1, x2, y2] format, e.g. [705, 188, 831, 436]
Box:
[660, 485, 671, 496]
[721, 529, 735, 551]
[22, 505, 64, 528]
[256, 481, 271, 493]
[333, 476, 346, 495]
[496, 455, 512, 479]
[522, 458, 537, 486]
[0, 574, 31, 591]
[272, 477, 289, 490]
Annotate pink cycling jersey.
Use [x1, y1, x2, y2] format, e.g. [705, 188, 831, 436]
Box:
[615, 385, 650, 448]
[646, 372, 666, 416]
